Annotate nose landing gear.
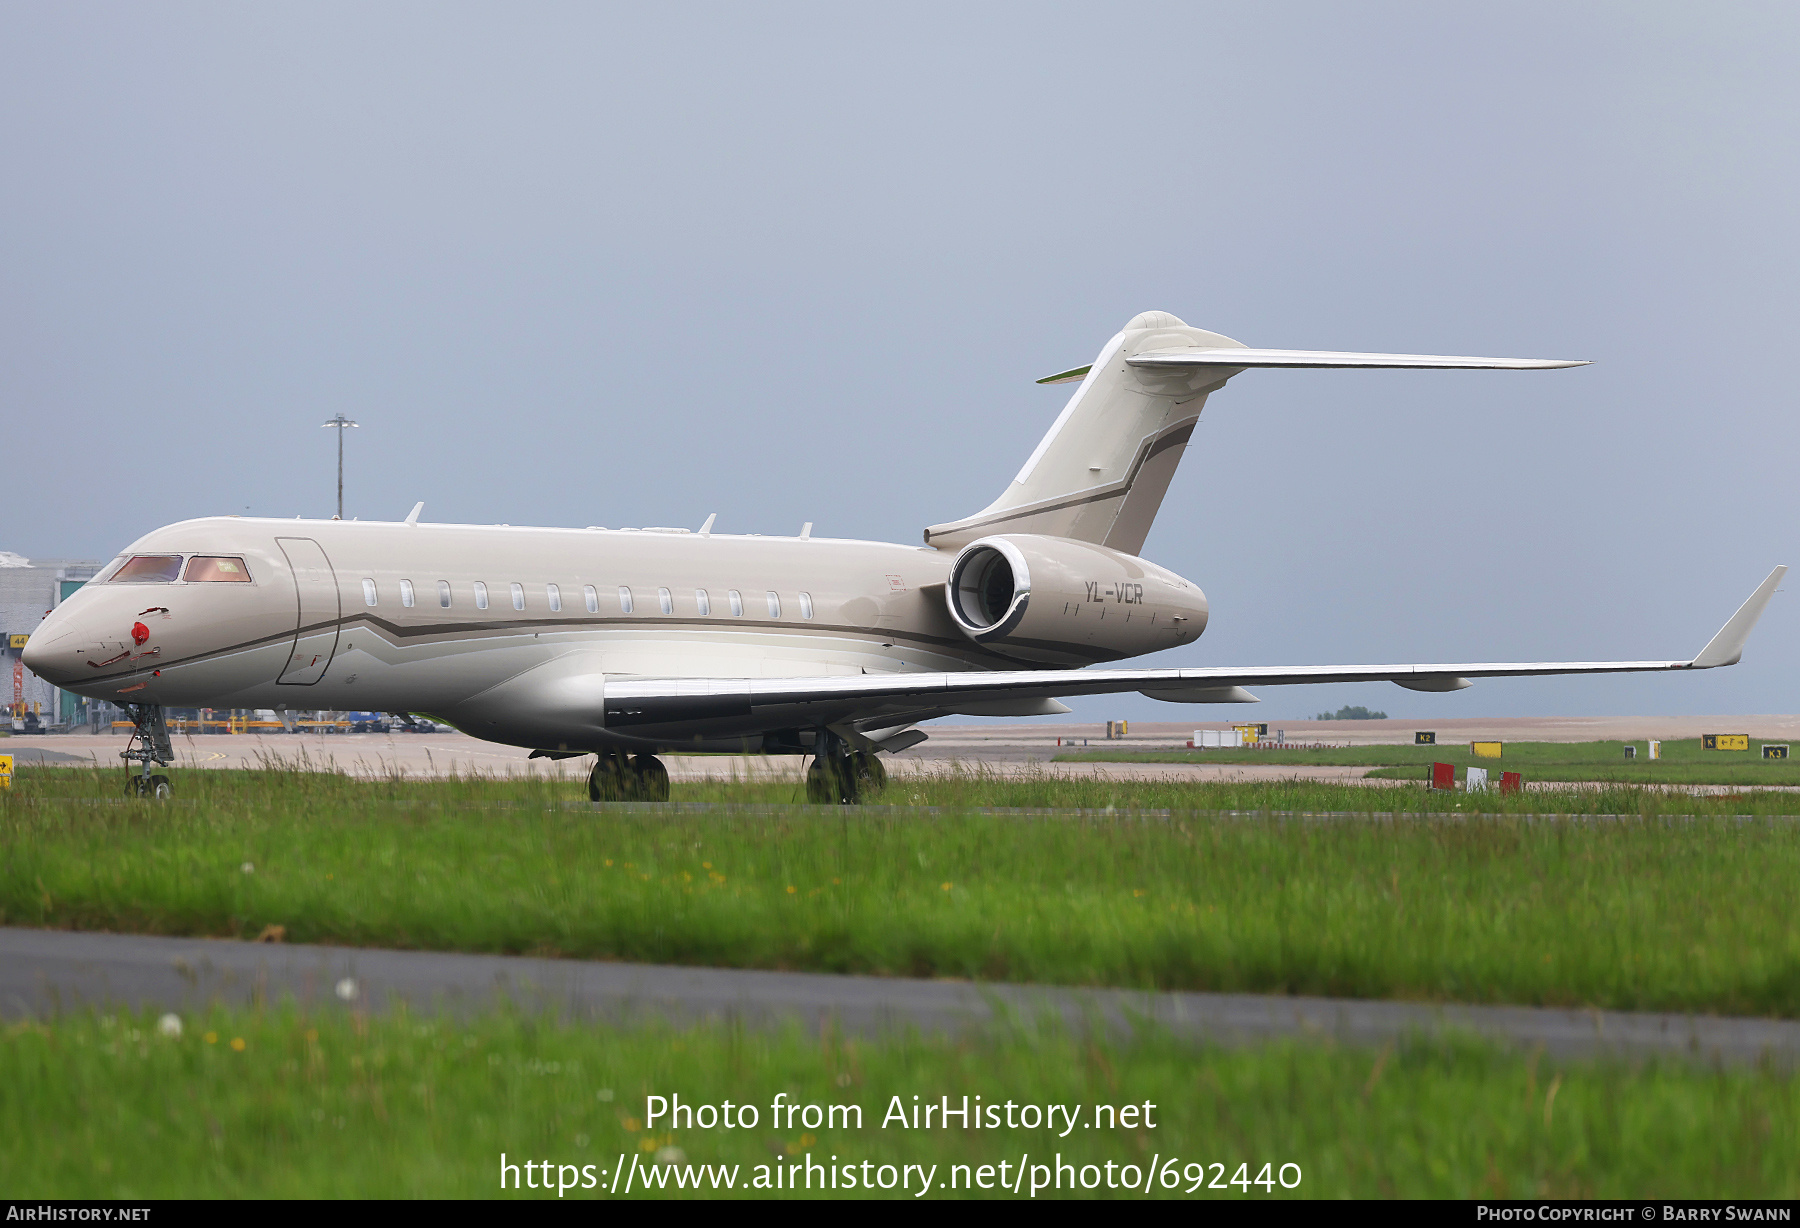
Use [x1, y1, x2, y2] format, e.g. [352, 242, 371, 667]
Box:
[121, 703, 175, 800]
[587, 751, 671, 802]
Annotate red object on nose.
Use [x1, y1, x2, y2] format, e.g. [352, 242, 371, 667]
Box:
[131, 622, 150, 646]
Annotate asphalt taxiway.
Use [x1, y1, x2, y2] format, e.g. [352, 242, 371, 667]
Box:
[3, 926, 1796, 1065]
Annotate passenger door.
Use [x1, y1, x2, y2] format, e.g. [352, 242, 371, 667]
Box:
[276, 537, 340, 685]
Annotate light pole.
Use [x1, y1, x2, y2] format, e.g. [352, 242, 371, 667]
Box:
[320, 414, 359, 519]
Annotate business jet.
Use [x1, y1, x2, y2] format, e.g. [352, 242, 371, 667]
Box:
[23, 310, 1784, 802]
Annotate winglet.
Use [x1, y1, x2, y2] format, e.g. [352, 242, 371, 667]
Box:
[404, 501, 424, 527]
[1691, 566, 1787, 668]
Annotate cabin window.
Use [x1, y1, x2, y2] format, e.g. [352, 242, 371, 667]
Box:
[474, 581, 489, 610]
[361, 578, 378, 607]
[695, 589, 710, 616]
[766, 591, 781, 618]
[658, 587, 673, 615]
[728, 589, 743, 617]
[438, 581, 452, 608]
[109, 555, 183, 584]
[510, 582, 525, 611]
[400, 579, 415, 608]
[546, 583, 561, 612]
[183, 556, 251, 583]
[618, 586, 634, 614]
[583, 585, 598, 613]
[799, 591, 813, 619]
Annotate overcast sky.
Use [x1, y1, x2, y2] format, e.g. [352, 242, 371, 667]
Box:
[4, 2, 1795, 723]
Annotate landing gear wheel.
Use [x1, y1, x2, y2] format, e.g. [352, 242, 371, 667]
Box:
[631, 754, 670, 802]
[589, 753, 632, 802]
[588, 752, 671, 802]
[125, 774, 172, 800]
[805, 757, 841, 804]
[850, 752, 887, 792]
[806, 751, 886, 804]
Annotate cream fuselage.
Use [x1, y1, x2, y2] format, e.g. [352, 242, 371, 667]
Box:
[26, 516, 1207, 751]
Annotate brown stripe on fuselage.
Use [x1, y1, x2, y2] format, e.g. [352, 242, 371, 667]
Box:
[91, 610, 1121, 684]
[923, 417, 1198, 542]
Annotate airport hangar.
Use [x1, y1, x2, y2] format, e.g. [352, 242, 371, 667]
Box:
[0, 551, 102, 732]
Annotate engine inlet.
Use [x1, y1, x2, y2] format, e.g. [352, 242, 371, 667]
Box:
[946, 539, 1030, 638]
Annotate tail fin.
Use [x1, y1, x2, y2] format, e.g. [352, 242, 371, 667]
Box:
[923, 310, 1587, 553]
[925, 311, 1228, 553]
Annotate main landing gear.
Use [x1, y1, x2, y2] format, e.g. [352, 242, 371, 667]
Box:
[588, 750, 671, 802]
[121, 703, 175, 800]
[805, 730, 887, 805]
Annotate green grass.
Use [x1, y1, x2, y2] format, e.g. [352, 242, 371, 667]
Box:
[10, 765, 1800, 1014]
[5, 1005, 1800, 1198]
[14, 756, 1800, 812]
[1055, 737, 1800, 786]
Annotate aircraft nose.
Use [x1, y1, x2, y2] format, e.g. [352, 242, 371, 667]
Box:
[21, 609, 88, 686]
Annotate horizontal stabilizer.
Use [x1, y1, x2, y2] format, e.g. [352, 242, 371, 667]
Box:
[1127, 348, 1589, 371]
[1037, 348, 1586, 386]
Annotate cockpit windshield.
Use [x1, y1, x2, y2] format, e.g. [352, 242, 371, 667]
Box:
[108, 555, 183, 583]
[183, 556, 251, 582]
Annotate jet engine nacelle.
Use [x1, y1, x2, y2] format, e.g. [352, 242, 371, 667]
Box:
[943, 534, 1208, 665]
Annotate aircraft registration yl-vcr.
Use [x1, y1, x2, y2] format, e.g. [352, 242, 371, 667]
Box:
[23, 310, 1786, 802]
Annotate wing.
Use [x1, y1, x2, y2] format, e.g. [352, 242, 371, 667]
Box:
[600, 568, 1785, 738]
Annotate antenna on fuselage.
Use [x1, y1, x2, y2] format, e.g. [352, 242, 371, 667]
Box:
[404, 501, 424, 527]
[799, 522, 813, 540]
[698, 513, 717, 537]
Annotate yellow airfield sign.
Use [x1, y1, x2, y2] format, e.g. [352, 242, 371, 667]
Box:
[1470, 742, 1502, 759]
[0, 755, 11, 789]
[1703, 734, 1750, 751]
